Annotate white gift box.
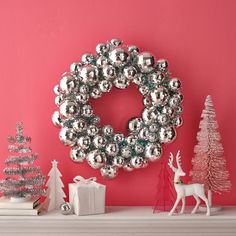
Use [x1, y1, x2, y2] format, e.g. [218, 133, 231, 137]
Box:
[69, 176, 106, 216]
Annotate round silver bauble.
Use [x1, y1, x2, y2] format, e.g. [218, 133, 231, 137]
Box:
[87, 150, 106, 169]
[109, 47, 129, 67]
[168, 78, 181, 91]
[110, 38, 122, 47]
[148, 132, 158, 143]
[137, 52, 155, 73]
[142, 107, 159, 124]
[102, 125, 113, 136]
[130, 156, 143, 169]
[113, 156, 125, 168]
[79, 84, 89, 94]
[55, 95, 63, 106]
[126, 135, 138, 145]
[96, 55, 108, 68]
[72, 119, 87, 132]
[161, 106, 174, 116]
[99, 80, 112, 93]
[93, 135, 107, 149]
[145, 143, 162, 161]
[100, 165, 118, 179]
[87, 125, 99, 136]
[157, 113, 169, 126]
[143, 97, 152, 107]
[90, 87, 102, 99]
[158, 126, 176, 143]
[123, 66, 138, 80]
[59, 101, 78, 118]
[139, 86, 150, 96]
[151, 88, 169, 106]
[134, 144, 144, 154]
[123, 163, 134, 172]
[113, 76, 130, 89]
[96, 43, 109, 55]
[105, 143, 119, 157]
[52, 111, 62, 127]
[70, 62, 83, 73]
[121, 146, 132, 158]
[113, 133, 124, 143]
[102, 65, 116, 79]
[53, 85, 60, 95]
[81, 53, 94, 64]
[70, 147, 86, 163]
[60, 76, 76, 94]
[128, 118, 143, 133]
[81, 105, 93, 117]
[149, 123, 158, 132]
[60, 202, 73, 215]
[157, 59, 168, 72]
[77, 136, 91, 150]
[76, 93, 89, 104]
[59, 128, 76, 146]
[128, 45, 139, 54]
[172, 116, 183, 127]
[80, 65, 98, 85]
[138, 127, 150, 140]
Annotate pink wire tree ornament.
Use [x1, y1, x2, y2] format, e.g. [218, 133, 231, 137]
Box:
[190, 95, 231, 209]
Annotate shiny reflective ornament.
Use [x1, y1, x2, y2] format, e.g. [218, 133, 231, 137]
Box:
[148, 132, 158, 142]
[168, 96, 180, 108]
[113, 133, 124, 143]
[96, 56, 108, 68]
[105, 143, 119, 156]
[59, 128, 76, 146]
[55, 95, 63, 106]
[60, 202, 73, 215]
[87, 150, 106, 169]
[100, 165, 118, 179]
[157, 113, 169, 126]
[52, 111, 62, 127]
[130, 156, 143, 168]
[79, 84, 89, 94]
[148, 72, 164, 85]
[121, 146, 132, 158]
[126, 135, 138, 145]
[87, 125, 99, 136]
[96, 43, 109, 55]
[81, 105, 93, 117]
[145, 143, 162, 161]
[172, 116, 183, 127]
[60, 76, 76, 94]
[134, 144, 144, 154]
[143, 97, 152, 107]
[123, 163, 134, 172]
[80, 65, 98, 84]
[76, 93, 89, 104]
[102, 65, 116, 79]
[91, 115, 100, 125]
[81, 53, 94, 64]
[137, 52, 155, 73]
[99, 80, 112, 93]
[142, 158, 149, 168]
[151, 88, 169, 106]
[90, 87, 102, 99]
[124, 66, 137, 80]
[110, 38, 122, 47]
[109, 47, 129, 67]
[93, 135, 107, 148]
[53, 85, 60, 95]
[128, 118, 143, 133]
[78, 136, 91, 149]
[139, 127, 150, 140]
[133, 76, 145, 86]
[70, 147, 86, 163]
[149, 123, 158, 132]
[70, 62, 83, 73]
[60, 101, 78, 118]
[102, 125, 113, 136]
[168, 78, 181, 91]
[128, 45, 139, 54]
[162, 106, 174, 116]
[175, 106, 183, 114]
[72, 119, 87, 132]
[158, 126, 176, 143]
[142, 108, 159, 124]
[113, 156, 125, 167]
[113, 76, 130, 89]
[157, 59, 168, 72]
[139, 86, 150, 96]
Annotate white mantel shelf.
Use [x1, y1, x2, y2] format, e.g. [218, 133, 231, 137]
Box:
[0, 206, 236, 236]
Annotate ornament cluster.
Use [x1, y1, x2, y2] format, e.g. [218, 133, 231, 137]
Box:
[52, 38, 183, 179]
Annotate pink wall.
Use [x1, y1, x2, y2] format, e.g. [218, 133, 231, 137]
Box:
[0, 0, 235, 206]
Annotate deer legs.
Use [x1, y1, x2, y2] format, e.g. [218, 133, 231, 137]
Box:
[191, 195, 201, 214]
[180, 197, 185, 214]
[168, 197, 181, 216]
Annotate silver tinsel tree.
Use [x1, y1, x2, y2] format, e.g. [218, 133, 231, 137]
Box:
[190, 95, 231, 207]
[0, 122, 45, 200]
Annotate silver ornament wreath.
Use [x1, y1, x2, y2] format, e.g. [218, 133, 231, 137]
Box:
[52, 38, 183, 179]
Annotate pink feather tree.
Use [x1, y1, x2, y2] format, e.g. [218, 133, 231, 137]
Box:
[190, 95, 231, 208]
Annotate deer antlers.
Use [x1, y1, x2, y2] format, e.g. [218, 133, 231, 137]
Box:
[168, 150, 182, 172]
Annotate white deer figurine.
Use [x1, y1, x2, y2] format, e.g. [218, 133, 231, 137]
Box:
[168, 151, 210, 216]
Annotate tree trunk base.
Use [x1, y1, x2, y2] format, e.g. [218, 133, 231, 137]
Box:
[199, 205, 222, 212]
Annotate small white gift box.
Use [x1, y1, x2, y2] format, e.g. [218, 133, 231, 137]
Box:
[69, 176, 106, 216]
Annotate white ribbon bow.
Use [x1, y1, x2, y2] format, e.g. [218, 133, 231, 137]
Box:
[73, 176, 97, 184]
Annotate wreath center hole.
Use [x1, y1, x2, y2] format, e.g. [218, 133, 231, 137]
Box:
[91, 83, 143, 135]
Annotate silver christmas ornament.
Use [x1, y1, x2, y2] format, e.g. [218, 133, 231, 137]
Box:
[128, 45, 139, 54]
[81, 53, 94, 64]
[168, 96, 181, 108]
[105, 143, 119, 156]
[55, 95, 63, 106]
[93, 135, 107, 148]
[52, 111, 62, 127]
[60, 76, 76, 94]
[76, 93, 89, 104]
[109, 47, 129, 67]
[96, 43, 109, 55]
[139, 86, 150, 96]
[87, 125, 99, 136]
[102, 125, 113, 136]
[60, 202, 73, 215]
[123, 163, 134, 172]
[157, 59, 168, 72]
[148, 72, 164, 85]
[133, 75, 145, 86]
[99, 80, 112, 93]
[128, 118, 143, 133]
[53, 85, 60, 95]
[87, 150, 106, 169]
[145, 143, 162, 161]
[110, 38, 122, 47]
[172, 116, 183, 127]
[78, 136, 91, 149]
[149, 123, 158, 132]
[90, 87, 102, 99]
[162, 106, 174, 116]
[158, 126, 176, 143]
[113, 133, 124, 143]
[81, 105, 93, 117]
[168, 78, 181, 91]
[70, 147, 86, 163]
[113, 76, 130, 89]
[59, 128, 76, 146]
[143, 97, 152, 107]
[157, 113, 169, 126]
[72, 119, 87, 132]
[130, 156, 143, 168]
[100, 165, 118, 179]
[60, 101, 78, 118]
[126, 135, 138, 145]
[134, 144, 144, 154]
[151, 88, 169, 106]
[121, 146, 132, 158]
[148, 132, 158, 142]
[96, 56, 108, 68]
[70, 62, 83, 73]
[102, 65, 116, 79]
[142, 158, 149, 168]
[137, 52, 155, 73]
[123, 66, 138, 80]
[80, 65, 98, 85]
[142, 107, 159, 124]
[139, 127, 150, 140]
[113, 156, 125, 167]
[79, 84, 89, 94]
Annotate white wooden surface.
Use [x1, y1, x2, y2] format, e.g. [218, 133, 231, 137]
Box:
[0, 206, 236, 236]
